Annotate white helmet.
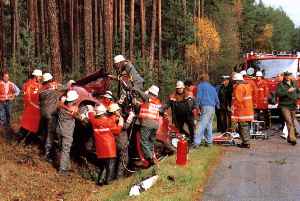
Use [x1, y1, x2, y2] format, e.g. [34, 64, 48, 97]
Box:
[256, 71, 263, 77]
[32, 69, 42, 77]
[95, 104, 107, 116]
[240, 70, 247, 76]
[42, 73, 53, 82]
[114, 55, 126, 64]
[148, 85, 159, 96]
[232, 73, 244, 81]
[68, 80, 76, 85]
[108, 103, 121, 113]
[103, 91, 113, 99]
[66, 90, 79, 102]
[176, 81, 185, 89]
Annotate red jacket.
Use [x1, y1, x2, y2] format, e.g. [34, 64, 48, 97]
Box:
[254, 79, 269, 109]
[88, 112, 122, 159]
[231, 82, 254, 122]
[20, 79, 42, 133]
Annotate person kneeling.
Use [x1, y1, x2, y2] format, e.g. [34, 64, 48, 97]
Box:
[88, 104, 123, 185]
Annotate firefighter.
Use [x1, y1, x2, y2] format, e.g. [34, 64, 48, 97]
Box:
[254, 71, 270, 128]
[88, 104, 123, 185]
[100, 90, 114, 108]
[113, 55, 144, 91]
[164, 81, 197, 144]
[136, 85, 162, 165]
[276, 71, 300, 145]
[0, 70, 20, 128]
[18, 69, 43, 144]
[56, 90, 79, 175]
[107, 103, 128, 179]
[39, 73, 60, 161]
[216, 75, 232, 132]
[231, 73, 254, 148]
[241, 70, 256, 96]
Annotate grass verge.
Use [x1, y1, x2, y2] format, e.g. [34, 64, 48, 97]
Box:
[0, 130, 221, 201]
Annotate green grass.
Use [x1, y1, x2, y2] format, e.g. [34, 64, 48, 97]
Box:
[90, 146, 221, 201]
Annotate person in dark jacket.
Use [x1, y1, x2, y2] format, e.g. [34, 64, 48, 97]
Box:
[39, 73, 60, 161]
[164, 81, 197, 144]
[276, 71, 300, 145]
[216, 75, 233, 132]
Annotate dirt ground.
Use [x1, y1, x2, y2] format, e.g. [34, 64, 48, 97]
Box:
[201, 128, 300, 201]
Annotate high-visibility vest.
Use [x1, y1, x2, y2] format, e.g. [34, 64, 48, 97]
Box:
[139, 97, 162, 121]
[231, 82, 254, 122]
[0, 80, 16, 101]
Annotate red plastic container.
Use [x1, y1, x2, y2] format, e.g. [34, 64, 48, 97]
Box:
[176, 137, 188, 166]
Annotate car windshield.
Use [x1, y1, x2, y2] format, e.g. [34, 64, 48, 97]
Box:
[248, 59, 299, 78]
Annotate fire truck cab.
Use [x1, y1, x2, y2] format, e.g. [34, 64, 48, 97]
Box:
[243, 51, 300, 116]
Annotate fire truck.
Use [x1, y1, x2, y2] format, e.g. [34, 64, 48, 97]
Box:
[243, 51, 300, 116]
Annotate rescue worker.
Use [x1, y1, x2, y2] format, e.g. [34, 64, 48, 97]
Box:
[164, 81, 197, 144]
[184, 79, 197, 97]
[254, 71, 270, 128]
[100, 91, 114, 108]
[276, 71, 300, 145]
[216, 75, 232, 132]
[231, 73, 254, 148]
[0, 70, 20, 128]
[136, 85, 162, 165]
[56, 90, 79, 175]
[113, 55, 144, 91]
[107, 103, 128, 179]
[39, 73, 60, 161]
[241, 70, 256, 96]
[18, 69, 43, 144]
[88, 104, 123, 185]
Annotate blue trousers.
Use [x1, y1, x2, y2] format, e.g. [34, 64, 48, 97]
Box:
[194, 106, 215, 145]
[0, 101, 11, 128]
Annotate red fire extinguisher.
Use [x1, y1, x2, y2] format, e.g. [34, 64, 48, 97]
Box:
[176, 135, 188, 166]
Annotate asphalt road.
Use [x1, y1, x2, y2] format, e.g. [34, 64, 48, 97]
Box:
[201, 128, 300, 201]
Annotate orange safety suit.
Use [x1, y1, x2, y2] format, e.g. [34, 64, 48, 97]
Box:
[254, 79, 269, 109]
[20, 79, 42, 133]
[231, 82, 254, 122]
[88, 112, 122, 158]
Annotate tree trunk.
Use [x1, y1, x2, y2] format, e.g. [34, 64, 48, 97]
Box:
[158, 0, 162, 65]
[47, 0, 62, 81]
[201, 0, 205, 17]
[84, 0, 94, 73]
[93, 0, 99, 66]
[103, 0, 113, 72]
[38, 0, 46, 62]
[0, 0, 4, 66]
[182, 0, 187, 16]
[66, 0, 74, 70]
[120, 0, 125, 55]
[149, 0, 157, 70]
[140, 0, 146, 58]
[34, 0, 40, 57]
[129, 0, 135, 61]
[73, 0, 80, 72]
[28, 0, 37, 58]
[11, 0, 19, 61]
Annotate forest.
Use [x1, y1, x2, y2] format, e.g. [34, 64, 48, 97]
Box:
[1, 0, 300, 96]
